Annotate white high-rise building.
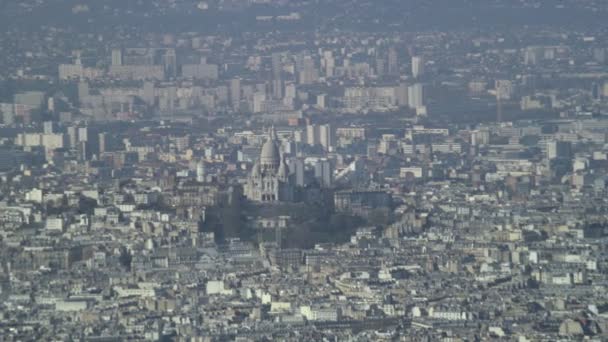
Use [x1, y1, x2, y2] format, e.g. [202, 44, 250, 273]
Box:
[67, 126, 78, 148]
[196, 161, 206, 183]
[230, 78, 241, 111]
[253, 92, 266, 113]
[299, 56, 318, 85]
[43, 121, 55, 134]
[0, 103, 14, 125]
[78, 127, 89, 142]
[316, 94, 326, 109]
[495, 80, 514, 100]
[285, 83, 297, 101]
[318, 124, 334, 151]
[471, 129, 490, 146]
[408, 83, 424, 109]
[411, 56, 424, 78]
[112, 49, 123, 66]
[306, 125, 320, 146]
[324, 55, 335, 77]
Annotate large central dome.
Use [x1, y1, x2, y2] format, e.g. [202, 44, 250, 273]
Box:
[260, 127, 281, 169]
[260, 139, 280, 166]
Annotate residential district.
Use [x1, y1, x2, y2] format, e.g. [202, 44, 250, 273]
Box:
[2, 0, 608, 341]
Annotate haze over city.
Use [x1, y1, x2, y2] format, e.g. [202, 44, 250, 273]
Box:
[1, 0, 608, 340]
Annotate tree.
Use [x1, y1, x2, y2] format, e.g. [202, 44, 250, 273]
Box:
[368, 208, 391, 227]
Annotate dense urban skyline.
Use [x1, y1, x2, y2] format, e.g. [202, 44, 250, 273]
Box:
[1, 0, 608, 341]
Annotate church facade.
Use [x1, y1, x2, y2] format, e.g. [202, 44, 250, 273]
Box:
[244, 128, 295, 202]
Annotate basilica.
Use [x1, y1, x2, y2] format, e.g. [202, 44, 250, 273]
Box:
[244, 127, 295, 202]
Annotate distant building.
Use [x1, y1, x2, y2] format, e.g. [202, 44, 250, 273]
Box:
[230, 78, 241, 111]
[495, 80, 514, 100]
[182, 60, 219, 80]
[411, 56, 424, 78]
[387, 47, 399, 76]
[344, 86, 397, 112]
[334, 190, 392, 217]
[270, 248, 302, 270]
[408, 83, 424, 109]
[306, 124, 320, 146]
[196, 161, 206, 183]
[318, 124, 334, 151]
[314, 159, 333, 188]
[546, 140, 572, 160]
[112, 48, 123, 66]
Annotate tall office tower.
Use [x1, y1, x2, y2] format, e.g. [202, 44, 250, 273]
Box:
[314, 159, 334, 188]
[388, 47, 399, 76]
[111, 49, 122, 66]
[196, 161, 206, 182]
[318, 124, 335, 151]
[230, 78, 241, 111]
[547, 141, 572, 160]
[411, 56, 424, 78]
[306, 124, 320, 146]
[408, 83, 424, 109]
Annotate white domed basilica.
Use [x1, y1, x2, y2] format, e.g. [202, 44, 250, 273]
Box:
[244, 127, 295, 202]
